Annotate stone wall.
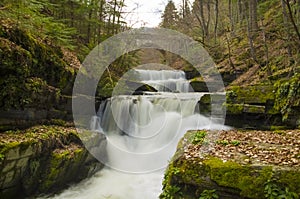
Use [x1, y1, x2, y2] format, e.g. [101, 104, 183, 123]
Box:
[0, 125, 105, 198]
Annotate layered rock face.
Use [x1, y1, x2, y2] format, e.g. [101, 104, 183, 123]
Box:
[0, 125, 104, 198]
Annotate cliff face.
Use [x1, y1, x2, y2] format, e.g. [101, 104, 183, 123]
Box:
[0, 125, 105, 198]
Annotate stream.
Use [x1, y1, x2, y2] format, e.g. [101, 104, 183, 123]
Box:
[43, 69, 229, 199]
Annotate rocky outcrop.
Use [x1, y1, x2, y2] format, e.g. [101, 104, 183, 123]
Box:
[161, 130, 300, 199]
[0, 22, 80, 131]
[198, 84, 300, 129]
[0, 125, 104, 199]
[0, 95, 74, 131]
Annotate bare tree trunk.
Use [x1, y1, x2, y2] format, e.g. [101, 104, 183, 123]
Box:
[116, 0, 125, 33]
[182, 0, 186, 18]
[245, 2, 258, 64]
[69, 0, 74, 27]
[112, 0, 118, 34]
[285, 0, 300, 45]
[261, 21, 271, 76]
[214, 0, 219, 43]
[225, 33, 235, 70]
[298, 0, 300, 23]
[206, 1, 211, 35]
[229, 0, 234, 32]
[87, 0, 94, 43]
[97, 0, 104, 42]
[199, 0, 208, 36]
[249, 0, 258, 31]
[238, 0, 243, 21]
[281, 0, 294, 57]
[193, 0, 207, 42]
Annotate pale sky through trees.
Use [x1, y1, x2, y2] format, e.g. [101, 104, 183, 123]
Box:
[124, 0, 191, 28]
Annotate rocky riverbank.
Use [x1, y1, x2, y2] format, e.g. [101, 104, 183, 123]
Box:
[0, 124, 104, 199]
[160, 129, 300, 199]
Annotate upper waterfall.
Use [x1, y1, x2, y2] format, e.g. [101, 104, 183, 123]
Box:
[135, 69, 190, 92]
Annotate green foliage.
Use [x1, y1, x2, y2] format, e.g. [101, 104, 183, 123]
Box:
[274, 74, 300, 121]
[216, 140, 240, 146]
[0, 77, 60, 109]
[231, 140, 241, 146]
[160, 185, 182, 199]
[192, 130, 207, 144]
[161, 0, 179, 29]
[0, 0, 76, 49]
[199, 189, 219, 199]
[264, 180, 299, 199]
[216, 140, 229, 146]
[0, 153, 5, 161]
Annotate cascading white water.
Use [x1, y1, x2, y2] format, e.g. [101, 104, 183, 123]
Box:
[44, 69, 229, 199]
[135, 69, 190, 92]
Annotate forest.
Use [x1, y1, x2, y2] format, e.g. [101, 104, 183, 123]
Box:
[0, 0, 299, 199]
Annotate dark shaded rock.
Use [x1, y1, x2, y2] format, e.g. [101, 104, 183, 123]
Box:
[190, 80, 209, 92]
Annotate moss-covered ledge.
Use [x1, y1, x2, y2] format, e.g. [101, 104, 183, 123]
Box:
[0, 125, 105, 199]
[160, 130, 300, 199]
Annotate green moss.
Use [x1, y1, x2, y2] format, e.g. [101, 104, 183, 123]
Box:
[41, 149, 71, 191]
[163, 157, 251, 198]
[1, 125, 79, 151]
[0, 141, 20, 156]
[161, 160, 202, 199]
[270, 126, 288, 131]
[50, 119, 67, 126]
[0, 24, 78, 110]
[203, 158, 273, 198]
[162, 129, 300, 199]
[277, 170, 300, 195]
[274, 74, 300, 122]
[243, 105, 265, 114]
[39, 142, 85, 192]
[227, 85, 275, 104]
[225, 103, 244, 114]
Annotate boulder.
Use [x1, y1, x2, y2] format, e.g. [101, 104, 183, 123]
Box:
[0, 125, 104, 198]
[161, 130, 300, 199]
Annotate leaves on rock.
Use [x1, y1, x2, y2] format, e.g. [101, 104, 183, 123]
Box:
[184, 130, 300, 167]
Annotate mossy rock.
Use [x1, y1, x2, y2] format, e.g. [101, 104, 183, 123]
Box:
[0, 77, 60, 110]
[190, 80, 209, 92]
[0, 125, 102, 197]
[274, 74, 300, 124]
[161, 130, 300, 199]
[227, 85, 275, 104]
[0, 25, 78, 110]
[39, 147, 86, 193]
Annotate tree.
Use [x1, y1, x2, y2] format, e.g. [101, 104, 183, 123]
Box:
[214, 0, 219, 43]
[161, 0, 179, 29]
[284, 0, 300, 45]
[192, 0, 212, 43]
[249, 0, 258, 31]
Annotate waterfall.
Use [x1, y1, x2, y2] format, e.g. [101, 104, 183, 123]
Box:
[135, 69, 190, 92]
[45, 69, 229, 199]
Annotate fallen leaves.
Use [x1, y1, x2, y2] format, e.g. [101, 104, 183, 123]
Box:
[183, 130, 300, 167]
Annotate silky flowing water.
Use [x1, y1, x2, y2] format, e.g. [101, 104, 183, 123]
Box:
[43, 69, 229, 199]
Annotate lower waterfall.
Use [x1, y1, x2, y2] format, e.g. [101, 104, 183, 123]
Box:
[43, 70, 229, 199]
